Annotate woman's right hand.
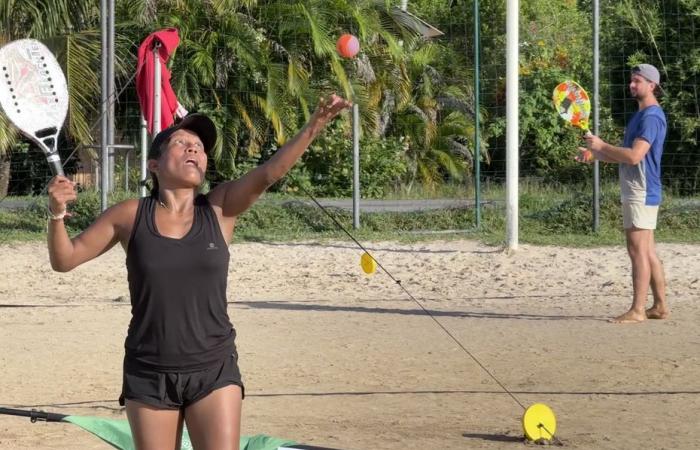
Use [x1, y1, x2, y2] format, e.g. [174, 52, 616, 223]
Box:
[47, 176, 77, 217]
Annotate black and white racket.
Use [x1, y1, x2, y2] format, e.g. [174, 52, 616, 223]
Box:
[0, 39, 68, 176]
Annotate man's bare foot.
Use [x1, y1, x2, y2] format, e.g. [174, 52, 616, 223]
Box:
[646, 305, 670, 319]
[610, 310, 646, 324]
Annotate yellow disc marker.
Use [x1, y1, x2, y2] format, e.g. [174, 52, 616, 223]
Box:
[360, 252, 377, 275]
[522, 403, 557, 443]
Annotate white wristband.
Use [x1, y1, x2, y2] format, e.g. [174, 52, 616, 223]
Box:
[48, 205, 67, 221]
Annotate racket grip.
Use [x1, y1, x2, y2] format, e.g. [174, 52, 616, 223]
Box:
[583, 130, 592, 138]
[47, 154, 65, 177]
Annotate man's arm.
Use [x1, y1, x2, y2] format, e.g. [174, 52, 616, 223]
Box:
[585, 135, 651, 165]
[576, 146, 617, 163]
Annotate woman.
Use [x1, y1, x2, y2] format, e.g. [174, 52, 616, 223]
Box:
[47, 94, 351, 450]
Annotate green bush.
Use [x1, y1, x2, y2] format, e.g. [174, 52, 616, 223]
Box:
[1, 185, 698, 246]
[57, 190, 135, 233]
[659, 201, 700, 230]
[526, 192, 621, 233]
[278, 124, 407, 198]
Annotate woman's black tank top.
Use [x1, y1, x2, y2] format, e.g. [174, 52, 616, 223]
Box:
[125, 194, 236, 371]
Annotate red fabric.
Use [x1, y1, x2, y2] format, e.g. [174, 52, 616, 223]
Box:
[136, 28, 182, 133]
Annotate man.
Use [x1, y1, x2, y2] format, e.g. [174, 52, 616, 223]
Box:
[577, 64, 669, 323]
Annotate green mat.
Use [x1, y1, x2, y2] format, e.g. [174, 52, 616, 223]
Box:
[64, 415, 296, 450]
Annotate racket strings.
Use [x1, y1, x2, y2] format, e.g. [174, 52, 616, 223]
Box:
[287, 172, 529, 412]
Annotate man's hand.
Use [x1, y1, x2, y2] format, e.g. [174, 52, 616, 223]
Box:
[584, 134, 606, 152]
[575, 147, 594, 164]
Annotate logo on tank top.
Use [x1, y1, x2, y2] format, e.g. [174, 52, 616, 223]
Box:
[206, 242, 219, 250]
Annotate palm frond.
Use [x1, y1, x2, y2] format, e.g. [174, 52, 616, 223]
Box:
[295, 3, 335, 57]
[0, 114, 19, 154]
[62, 32, 100, 146]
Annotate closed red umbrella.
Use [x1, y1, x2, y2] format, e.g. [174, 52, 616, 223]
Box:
[136, 28, 187, 134]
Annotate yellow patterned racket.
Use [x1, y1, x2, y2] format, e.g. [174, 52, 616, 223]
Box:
[552, 80, 591, 137]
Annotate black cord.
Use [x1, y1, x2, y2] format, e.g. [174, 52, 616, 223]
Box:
[287, 173, 528, 412]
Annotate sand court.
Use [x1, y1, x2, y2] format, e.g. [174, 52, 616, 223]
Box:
[1, 240, 699, 449]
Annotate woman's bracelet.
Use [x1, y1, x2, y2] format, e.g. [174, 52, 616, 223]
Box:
[48, 205, 67, 221]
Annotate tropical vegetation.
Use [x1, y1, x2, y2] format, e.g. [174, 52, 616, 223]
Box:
[0, 0, 698, 203]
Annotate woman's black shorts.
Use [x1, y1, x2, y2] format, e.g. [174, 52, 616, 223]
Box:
[119, 353, 244, 410]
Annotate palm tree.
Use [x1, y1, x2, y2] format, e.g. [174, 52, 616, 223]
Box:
[388, 36, 478, 190]
[117, 0, 408, 171]
[254, 0, 480, 191]
[0, 0, 105, 196]
[116, 0, 319, 168]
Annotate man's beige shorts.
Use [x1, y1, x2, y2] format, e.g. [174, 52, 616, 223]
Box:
[622, 202, 659, 229]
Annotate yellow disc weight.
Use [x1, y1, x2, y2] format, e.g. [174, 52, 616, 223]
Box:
[522, 403, 556, 442]
[360, 252, 377, 274]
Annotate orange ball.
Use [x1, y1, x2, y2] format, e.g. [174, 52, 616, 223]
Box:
[336, 34, 360, 59]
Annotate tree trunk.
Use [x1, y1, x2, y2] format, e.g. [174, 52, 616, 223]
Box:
[0, 152, 10, 197]
[377, 90, 395, 137]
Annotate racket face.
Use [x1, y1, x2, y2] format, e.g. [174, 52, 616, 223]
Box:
[552, 80, 591, 132]
[0, 39, 68, 162]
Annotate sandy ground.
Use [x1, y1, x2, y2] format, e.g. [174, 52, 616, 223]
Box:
[1, 239, 699, 450]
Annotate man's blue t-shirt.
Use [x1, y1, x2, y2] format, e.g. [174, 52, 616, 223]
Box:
[619, 105, 667, 205]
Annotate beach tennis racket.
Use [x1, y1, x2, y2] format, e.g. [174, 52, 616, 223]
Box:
[0, 39, 68, 176]
[552, 80, 591, 137]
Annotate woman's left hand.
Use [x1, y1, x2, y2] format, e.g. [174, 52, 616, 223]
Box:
[310, 94, 352, 128]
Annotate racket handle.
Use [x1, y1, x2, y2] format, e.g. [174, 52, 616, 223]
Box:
[47, 154, 65, 177]
[583, 130, 592, 138]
